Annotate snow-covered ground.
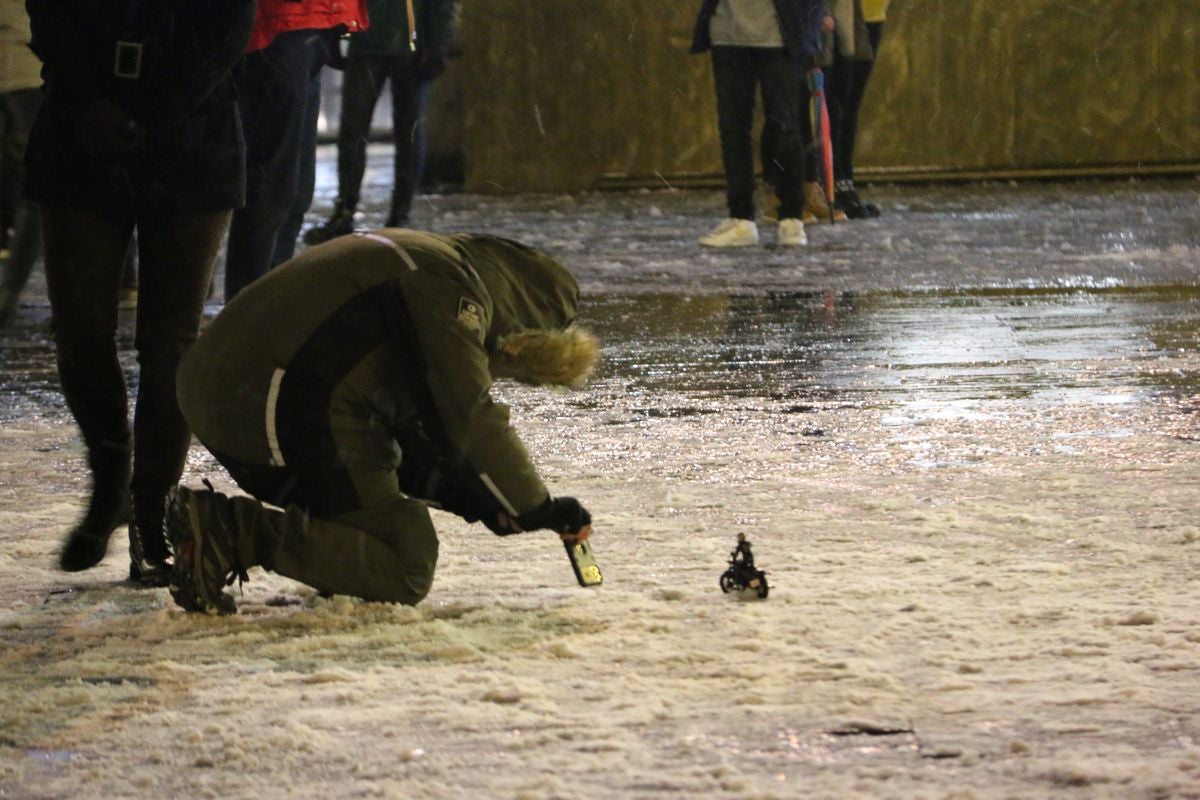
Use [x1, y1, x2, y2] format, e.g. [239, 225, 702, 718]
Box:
[1, 174, 1198, 799]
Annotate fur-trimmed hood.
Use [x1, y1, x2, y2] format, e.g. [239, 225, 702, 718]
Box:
[451, 235, 600, 388]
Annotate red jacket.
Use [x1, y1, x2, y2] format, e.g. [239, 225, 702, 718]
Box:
[247, 0, 369, 52]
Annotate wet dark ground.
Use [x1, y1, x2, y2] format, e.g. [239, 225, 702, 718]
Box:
[2, 154, 1198, 423]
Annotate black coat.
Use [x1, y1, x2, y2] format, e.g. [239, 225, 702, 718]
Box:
[691, 0, 827, 63]
[23, 0, 256, 215]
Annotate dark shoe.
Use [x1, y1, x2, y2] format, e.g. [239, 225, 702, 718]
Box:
[383, 210, 409, 229]
[128, 493, 172, 587]
[59, 447, 131, 572]
[835, 185, 881, 219]
[167, 483, 245, 615]
[301, 204, 356, 246]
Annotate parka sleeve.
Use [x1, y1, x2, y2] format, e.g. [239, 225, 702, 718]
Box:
[394, 274, 551, 526]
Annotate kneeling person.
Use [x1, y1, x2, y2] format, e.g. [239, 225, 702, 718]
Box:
[170, 231, 599, 614]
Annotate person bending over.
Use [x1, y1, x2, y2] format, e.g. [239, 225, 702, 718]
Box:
[168, 231, 600, 614]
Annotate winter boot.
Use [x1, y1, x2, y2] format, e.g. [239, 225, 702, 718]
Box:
[835, 181, 880, 219]
[128, 492, 172, 587]
[59, 444, 132, 572]
[804, 181, 847, 223]
[167, 483, 246, 615]
[301, 202, 356, 246]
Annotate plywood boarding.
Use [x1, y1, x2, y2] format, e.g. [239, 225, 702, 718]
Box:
[456, 0, 1200, 191]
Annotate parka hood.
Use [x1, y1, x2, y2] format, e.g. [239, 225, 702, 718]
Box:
[451, 235, 579, 341]
[450, 235, 598, 389]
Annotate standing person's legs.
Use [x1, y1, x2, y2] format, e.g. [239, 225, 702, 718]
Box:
[42, 205, 137, 570]
[274, 30, 340, 265]
[833, 22, 884, 218]
[338, 55, 389, 215]
[757, 49, 806, 221]
[386, 51, 422, 227]
[829, 48, 874, 184]
[224, 30, 316, 301]
[303, 55, 388, 243]
[127, 209, 229, 583]
[710, 47, 759, 221]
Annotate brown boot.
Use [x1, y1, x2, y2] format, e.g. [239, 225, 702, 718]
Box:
[804, 181, 847, 223]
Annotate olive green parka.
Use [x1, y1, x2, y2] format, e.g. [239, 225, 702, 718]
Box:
[177, 230, 582, 525]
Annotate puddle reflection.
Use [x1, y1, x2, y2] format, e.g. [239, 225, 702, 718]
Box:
[1, 287, 1196, 428]
[581, 287, 1200, 409]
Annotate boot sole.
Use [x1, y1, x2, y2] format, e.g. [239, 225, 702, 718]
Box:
[166, 488, 237, 615]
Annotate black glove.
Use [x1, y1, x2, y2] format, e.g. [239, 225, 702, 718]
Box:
[415, 44, 447, 81]
[516, 497, 591, 535]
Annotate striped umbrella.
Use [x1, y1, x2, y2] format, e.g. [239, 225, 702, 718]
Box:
[806, 67, 836, 224]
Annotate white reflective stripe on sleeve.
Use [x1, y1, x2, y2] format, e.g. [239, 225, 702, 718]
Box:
[355, 232, 418, 271]
[478, 473, 519, 517]
[265, 367, 286, 467]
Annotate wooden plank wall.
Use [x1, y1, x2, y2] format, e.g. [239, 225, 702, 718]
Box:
[448, 1, 1200, 192]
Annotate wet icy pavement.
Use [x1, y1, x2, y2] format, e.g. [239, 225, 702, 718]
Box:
[1, 172, 1199, 799]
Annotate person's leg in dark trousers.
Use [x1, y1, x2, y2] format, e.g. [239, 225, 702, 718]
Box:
[386, 51, 422, 226]
[42, 206, 136, 570]
[273, 32, 338, 266]
[756, 49, 806, 221]
[302, 54, 388, 243]
[829, 47, 869, 184]
[337, 55, 389, 218]
[0, 88, 44, 326]
[710, 47, 759, 220]
[127, 209, 228, 582]
[831, 22, 884, 217]
[225, 30, 319, 301]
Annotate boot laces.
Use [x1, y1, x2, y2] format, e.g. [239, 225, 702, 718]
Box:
[200, 478, 250, 594]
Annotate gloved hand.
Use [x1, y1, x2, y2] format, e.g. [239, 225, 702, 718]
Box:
[75, 99, 143, 155]
[516, 497, 591, 536]
[415, 44, 448, 81]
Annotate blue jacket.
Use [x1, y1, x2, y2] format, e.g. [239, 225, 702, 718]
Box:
[691, 0, 827, 62]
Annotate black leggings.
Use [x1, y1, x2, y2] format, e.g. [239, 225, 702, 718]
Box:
[828, 21, 885, 183]
[42, 205, 228, 499]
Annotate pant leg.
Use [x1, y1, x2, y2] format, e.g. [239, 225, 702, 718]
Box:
[756, 49, 806, 220]
[336, 55, 389, 212]
[41, 205, 135, 454]
[224, 30, 319, 300]
[386, 52, 422, 225]
[273, 31, 339, 266]
[834, 22, 884, 184]
[214, 458, 440, 605]
[710, 47, 759, 220]
[131, 210, 229, 501]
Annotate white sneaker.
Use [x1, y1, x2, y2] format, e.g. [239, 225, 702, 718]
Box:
[699, 218, 759, 247]
[778, 218, 808, 246]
